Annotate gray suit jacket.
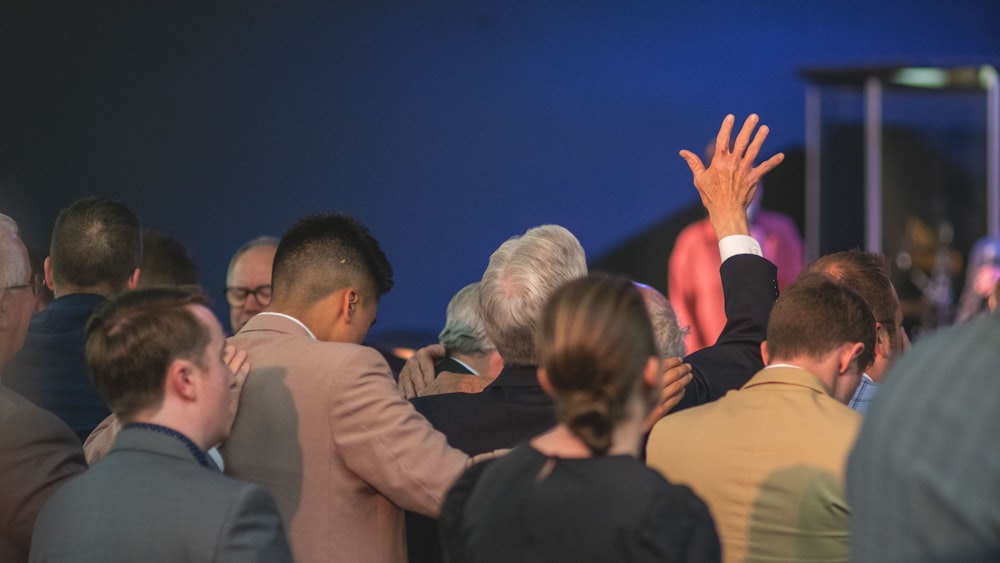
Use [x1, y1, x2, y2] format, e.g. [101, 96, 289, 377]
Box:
[849, 313, 1000, 562]
[29, 426, 292, 563]
[0, 385, 86, 563]
[221, 313, 469, 563]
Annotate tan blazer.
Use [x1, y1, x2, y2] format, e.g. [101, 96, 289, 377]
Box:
[220, 313, 469, 563]
[647, 366, 860, 563]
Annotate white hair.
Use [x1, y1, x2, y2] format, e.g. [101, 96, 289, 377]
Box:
[438, 282, 494, 355]
[479, 225, 587, 367]
[636, 283, 687, 359]
[0, 215, 30, 287]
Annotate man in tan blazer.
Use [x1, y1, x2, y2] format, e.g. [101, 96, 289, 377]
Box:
[220, 213, 470, 563]
[647, 273, 876, 563]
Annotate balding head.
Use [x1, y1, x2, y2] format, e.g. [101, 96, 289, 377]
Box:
[479, 225, 587, 367]
[225, 236, 278, 333]
[804, 249, 906, 380]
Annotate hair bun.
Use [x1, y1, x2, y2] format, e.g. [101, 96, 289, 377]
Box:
[564, 392, 614, 456]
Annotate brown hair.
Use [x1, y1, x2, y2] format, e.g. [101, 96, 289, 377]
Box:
[767, 272, 876, 371]
[85, 286, 211, 418]
[50, 197, 142, 294]
[804, 249, 899, 348]
[535, 274, 658, 456]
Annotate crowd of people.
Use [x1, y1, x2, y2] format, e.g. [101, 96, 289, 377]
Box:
[1, 114, 998, 562]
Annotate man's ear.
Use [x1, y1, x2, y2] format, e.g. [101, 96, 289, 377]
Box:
[165, 358, 199, 402]
[344, 289, 359, 323]
[873, 322, 891, 360]
[43, 256, 54, 291]
[126, 268, 141, 291]
[760, 341, 770, 365]
[838, 342, 865, 375]
[537, 367, 553, 395]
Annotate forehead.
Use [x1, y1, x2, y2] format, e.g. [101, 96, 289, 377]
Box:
[228, 246, 276, 284]
[0, 234, 30, 286]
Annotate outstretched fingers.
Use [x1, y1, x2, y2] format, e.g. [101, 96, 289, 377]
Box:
[743, 121, 770, 165]
[751, 152, 786, 182]
[731, 114, 759, 158]
[679, 149, 706, 176]
[714, 114, 736, 158]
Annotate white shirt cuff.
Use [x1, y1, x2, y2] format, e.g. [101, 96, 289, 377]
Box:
[719, 234, 762, 262]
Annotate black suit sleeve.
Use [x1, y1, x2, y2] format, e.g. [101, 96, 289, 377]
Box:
[673, 253, 778, 412]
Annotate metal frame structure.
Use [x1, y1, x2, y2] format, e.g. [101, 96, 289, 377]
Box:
[802, 64, 999, 262]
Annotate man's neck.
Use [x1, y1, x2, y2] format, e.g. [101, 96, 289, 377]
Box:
[766, 358, 837, 395]
[865, 359, 889, 383]
[53, 285, 114, 299]
[128, 411, 212, 452]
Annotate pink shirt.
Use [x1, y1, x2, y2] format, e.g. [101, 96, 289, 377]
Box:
[669, 211, 803, 352]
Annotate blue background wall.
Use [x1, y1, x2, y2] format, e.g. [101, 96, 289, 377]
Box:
[2, 1, 998, 337]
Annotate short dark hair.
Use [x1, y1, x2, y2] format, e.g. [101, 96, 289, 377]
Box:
[536, 274, 658, 456]
[767, 272, 876, 371]
[50, 197, 142, 294]
[138, 230, 199, 288]
[85, 286, 211, 418]
[272, 213, 393, 305]
[804, 250, 899, 348]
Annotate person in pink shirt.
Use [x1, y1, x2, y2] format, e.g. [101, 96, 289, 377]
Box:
[669, 179, 802, 353]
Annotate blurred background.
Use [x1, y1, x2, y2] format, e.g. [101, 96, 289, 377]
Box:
[2, 0, 999, 343]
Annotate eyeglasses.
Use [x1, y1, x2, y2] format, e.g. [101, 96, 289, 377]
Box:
[224, 285, 272, 307]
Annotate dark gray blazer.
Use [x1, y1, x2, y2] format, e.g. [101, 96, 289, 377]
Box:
[29, 426, 292, 563]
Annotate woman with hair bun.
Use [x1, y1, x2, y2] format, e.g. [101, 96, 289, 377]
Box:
[439, 274, 720, 562]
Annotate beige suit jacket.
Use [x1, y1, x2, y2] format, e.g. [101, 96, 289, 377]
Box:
[220, 313, 469, 563]
[647, 366, 860, 563]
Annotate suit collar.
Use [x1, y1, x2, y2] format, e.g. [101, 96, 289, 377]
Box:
[111, 426, 220, 471]
[30, 293, 104, 329]
[486, 365, 540, 388]
[743, 365, 833, 397]
[237, 312, 315, 339]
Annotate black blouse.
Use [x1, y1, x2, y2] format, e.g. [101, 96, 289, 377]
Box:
[440, 445, 720, 563]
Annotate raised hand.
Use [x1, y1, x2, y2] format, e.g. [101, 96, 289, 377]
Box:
[679, 114, 784, 239]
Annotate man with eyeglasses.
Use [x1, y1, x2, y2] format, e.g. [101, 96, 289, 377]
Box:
[0, 213, 86, 563]
[225, 236, 278, 334]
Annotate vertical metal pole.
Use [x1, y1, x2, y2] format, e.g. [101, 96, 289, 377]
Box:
[805, 86, 821, 262]
[986, 65, 999, 237]
[864, 77, 883, 252]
